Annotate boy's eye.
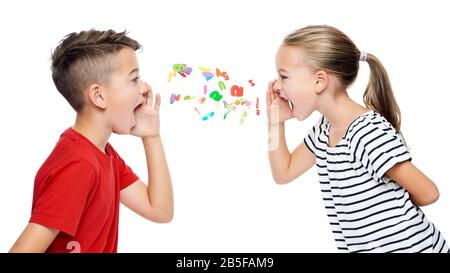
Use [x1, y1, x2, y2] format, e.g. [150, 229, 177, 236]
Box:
[280, 75, 288, 80]
[132, 76, 140, 82]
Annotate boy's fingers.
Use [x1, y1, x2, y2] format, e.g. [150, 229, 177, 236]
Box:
[141, 82, 149, 105]
[154, 93, 161, 111]
[144, 91, 150, 106]
[147, 85, 154, 106]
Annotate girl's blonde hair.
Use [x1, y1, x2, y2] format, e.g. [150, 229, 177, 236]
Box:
[283, 25, 402, 133]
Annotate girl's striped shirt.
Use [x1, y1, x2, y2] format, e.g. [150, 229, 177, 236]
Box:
[304, 110, 449, 253]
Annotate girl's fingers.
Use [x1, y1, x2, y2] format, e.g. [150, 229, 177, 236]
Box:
[269, 81, 277, 101]
[266, 81, 272, 105]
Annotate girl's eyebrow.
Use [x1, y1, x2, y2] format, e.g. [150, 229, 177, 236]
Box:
[128, 68, 139, 75]
[278, 68, 288, 73]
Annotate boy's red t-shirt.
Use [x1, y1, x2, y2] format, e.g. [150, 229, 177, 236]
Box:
[29, 127, 139, 253]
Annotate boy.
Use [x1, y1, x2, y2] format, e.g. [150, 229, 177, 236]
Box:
[9, 29, 173, 253]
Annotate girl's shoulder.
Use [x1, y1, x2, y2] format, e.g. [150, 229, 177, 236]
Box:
[348, 110, 392, 133]
[308, 110, 400, 144]
[346, 110, 404, 148]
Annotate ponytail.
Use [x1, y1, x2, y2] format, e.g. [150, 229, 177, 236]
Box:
[363, 53, 402, 133]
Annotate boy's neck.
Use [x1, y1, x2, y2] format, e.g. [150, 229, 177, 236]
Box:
[73, 112, 112, 153]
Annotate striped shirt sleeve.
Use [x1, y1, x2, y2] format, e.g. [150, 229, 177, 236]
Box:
[350, 117, 411, 182]
[304, 116, 324, 156]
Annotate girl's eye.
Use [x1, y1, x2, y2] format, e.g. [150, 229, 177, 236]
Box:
[132, 76, 140, 82]
[280, 75, 288, 80]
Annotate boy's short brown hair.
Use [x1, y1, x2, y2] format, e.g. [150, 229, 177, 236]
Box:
[51, 29, 141, 112]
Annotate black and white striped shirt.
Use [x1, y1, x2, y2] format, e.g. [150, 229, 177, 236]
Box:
[304, 110, 449, 253]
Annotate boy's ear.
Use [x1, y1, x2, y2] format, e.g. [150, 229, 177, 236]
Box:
[314, 70, 328, 94]
[87, 84, 107, 109]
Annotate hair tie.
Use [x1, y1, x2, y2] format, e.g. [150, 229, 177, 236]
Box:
[359, 51, 368, 62]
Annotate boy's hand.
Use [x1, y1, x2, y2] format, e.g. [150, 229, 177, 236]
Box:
[131, 83, 161, 138]
[266, 80, 293, 124]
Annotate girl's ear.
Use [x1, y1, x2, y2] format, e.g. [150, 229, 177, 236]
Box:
[87, 84, 107, 109]
[314, 70, 329, 94]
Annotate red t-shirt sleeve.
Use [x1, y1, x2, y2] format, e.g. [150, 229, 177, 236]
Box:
[30, 159, 96, 236]
[112, 147, 139, 190]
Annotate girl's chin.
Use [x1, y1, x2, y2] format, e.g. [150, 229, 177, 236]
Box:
[293, 108, 309, 121]
[294, 114, 307, 121]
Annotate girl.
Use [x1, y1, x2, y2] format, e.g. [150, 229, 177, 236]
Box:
[267, 25, 449, 253]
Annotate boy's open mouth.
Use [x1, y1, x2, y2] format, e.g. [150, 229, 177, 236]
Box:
[134, 100, 144, 113]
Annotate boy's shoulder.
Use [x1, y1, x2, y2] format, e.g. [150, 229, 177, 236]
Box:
[37, 128, 104, 179]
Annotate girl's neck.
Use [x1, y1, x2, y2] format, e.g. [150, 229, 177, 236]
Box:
[318, 89, 368, 130]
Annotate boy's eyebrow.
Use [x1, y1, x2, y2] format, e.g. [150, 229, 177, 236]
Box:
[128, 68, 139, 75]
[278, 68, 288, 73]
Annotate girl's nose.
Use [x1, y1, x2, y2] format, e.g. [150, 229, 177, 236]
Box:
[273, 79, 282, 92]
[273, 80, 289, 100]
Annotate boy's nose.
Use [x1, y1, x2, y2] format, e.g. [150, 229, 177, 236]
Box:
[140, 82, 150, 95]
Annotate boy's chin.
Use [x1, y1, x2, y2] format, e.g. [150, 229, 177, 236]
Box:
[112, 129, 129, 135]
[112, 125, 134, 135]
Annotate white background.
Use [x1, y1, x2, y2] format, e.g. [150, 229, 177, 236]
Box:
[1, 0, 449, 252]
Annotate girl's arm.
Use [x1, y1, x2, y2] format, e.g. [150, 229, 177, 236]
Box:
[268, 123, 316, 184]
[387, 161, 439, 206]
[267, 81, 315, 184]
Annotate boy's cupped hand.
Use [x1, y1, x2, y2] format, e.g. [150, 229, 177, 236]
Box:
[130, 83, 161, 138]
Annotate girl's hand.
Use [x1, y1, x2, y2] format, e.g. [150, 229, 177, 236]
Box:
[131, 83, 161, 138]
[266, 80, 293, 124]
